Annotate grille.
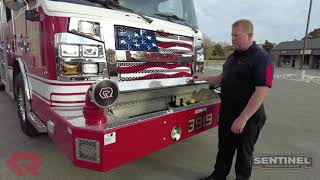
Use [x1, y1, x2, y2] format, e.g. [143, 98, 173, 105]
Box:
[117, 62, 192, 81]
[75, 138, 100, 163]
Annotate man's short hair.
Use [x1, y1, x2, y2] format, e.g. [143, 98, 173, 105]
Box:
[232, 19, 254, 33]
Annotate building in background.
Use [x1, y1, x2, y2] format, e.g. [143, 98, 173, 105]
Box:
[271, 39, 320, 69]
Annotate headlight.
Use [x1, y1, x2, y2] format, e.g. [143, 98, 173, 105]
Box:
[59, 44, 103, 58]
[197, 49, 204, 62]
[62, 63, 80, 75]
[82, 64, 98, 74]
[82, 45, 100, 58]
[196, 37, 204, 72]
[60, 44, 80, 57]
[196, 38, 204, 63]
[61, 63, 99, 76]
[69, 19, 101, 40]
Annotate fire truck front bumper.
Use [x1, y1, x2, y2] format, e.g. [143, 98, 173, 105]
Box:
[46, 99, 220, 172]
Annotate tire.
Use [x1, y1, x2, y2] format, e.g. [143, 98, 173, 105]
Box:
[0, 72, 4, 91]
[15, 73, 39, 137]
[0, 50, 4, 91]
[0, 79, 4, 91]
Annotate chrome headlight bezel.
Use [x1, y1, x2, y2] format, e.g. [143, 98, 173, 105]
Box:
[196, 37, 204, 63]
[55, 33, 107, 80]
[196, 35, 205, 72]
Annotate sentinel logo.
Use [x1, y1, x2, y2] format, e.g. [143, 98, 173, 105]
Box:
[99, 87, 113, 99]
[5, 152, 42, 176]
[252, 154, 312, 169]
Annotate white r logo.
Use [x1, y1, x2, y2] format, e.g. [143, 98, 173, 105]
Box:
[99, 87, 113, 99]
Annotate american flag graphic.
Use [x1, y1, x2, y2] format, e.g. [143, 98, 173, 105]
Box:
[115, 25, 194, 54]
[114, 25, 194, 81]
[117, 62, 192, 81]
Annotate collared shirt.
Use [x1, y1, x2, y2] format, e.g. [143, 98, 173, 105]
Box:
[219, 42, 273, 122]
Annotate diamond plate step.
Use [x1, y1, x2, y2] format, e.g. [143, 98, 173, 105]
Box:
[28, 112, 47, 133]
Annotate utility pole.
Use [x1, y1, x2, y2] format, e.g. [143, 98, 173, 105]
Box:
[300, 0, 313, 70]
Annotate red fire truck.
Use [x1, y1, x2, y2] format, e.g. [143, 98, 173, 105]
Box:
[0, 0, 220, 172]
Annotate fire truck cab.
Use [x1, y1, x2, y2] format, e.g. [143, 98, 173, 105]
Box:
[0, 0, 220, 172]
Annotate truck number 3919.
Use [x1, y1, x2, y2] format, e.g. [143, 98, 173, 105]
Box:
[188, 113, 213, 133]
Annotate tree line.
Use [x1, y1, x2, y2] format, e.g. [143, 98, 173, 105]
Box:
[303, 28, 320, 40]
[203, 34, 232, 60]
[203, 28, 320, 60]
[203, 34, 275, 60]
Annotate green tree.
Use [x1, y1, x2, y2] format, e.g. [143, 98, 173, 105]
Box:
[213, 43, 225, 57]
[203, 34, 215, 60]
[302, 28, 320, 40]
[202, 34, 232, 60]
[308, 28, 320, 39]
[262, 40, 274, 53]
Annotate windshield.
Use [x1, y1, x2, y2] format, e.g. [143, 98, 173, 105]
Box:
[50, 0, 198, 28]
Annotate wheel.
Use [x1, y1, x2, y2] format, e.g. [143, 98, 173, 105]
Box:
[15, 73, 39, 137]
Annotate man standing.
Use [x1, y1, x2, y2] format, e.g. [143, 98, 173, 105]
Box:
[193, 19, 273, 180]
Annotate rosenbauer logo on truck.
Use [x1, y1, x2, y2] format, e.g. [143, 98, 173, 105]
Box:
[6, 152, 42, 176]
[99, 87, 114, 99]
[91, 80, 119, 108]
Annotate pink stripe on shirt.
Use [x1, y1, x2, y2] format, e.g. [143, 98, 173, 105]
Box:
[266, 65, 273, 87]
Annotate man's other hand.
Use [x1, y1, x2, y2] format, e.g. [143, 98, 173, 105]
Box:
[231, 116, 247, 134]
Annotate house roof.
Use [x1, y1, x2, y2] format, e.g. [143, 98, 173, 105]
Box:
[272, 39, 320, 51]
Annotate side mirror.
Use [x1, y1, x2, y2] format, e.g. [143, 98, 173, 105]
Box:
[4, 0, 26, 10]
[25, 9, 40, 21]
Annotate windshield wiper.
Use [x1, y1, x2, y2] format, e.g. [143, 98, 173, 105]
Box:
[154, 12, 198, 33]
[154, 12, 186, 22]
[92, 0, 153, 24]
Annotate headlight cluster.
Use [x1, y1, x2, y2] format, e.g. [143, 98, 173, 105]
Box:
[196, 37, 204, 63]
[59, 44, 104, 58]
[61, 63, 99, 76]
[196, 37, 204, 72]
[55, 33, 106, 79]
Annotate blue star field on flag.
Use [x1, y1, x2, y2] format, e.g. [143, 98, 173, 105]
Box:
[115, 26, 159, 52]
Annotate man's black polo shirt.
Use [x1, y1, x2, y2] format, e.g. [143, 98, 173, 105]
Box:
[220, 42, 273, 123]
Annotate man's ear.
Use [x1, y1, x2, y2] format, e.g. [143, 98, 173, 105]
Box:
[248, 33, 253, 39]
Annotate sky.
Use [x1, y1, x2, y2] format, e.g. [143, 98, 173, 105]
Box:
[194, 0, 320, 44]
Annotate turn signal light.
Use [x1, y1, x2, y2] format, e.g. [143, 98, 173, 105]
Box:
[62, 63, 80, 75]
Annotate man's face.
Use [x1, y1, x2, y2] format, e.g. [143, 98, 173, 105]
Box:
[232, 25, 252, 50]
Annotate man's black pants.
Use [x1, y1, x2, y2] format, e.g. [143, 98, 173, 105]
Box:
[211, 113, 266, 180]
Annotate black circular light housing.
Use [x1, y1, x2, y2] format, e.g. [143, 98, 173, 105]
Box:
[91, 79, 119, 108]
